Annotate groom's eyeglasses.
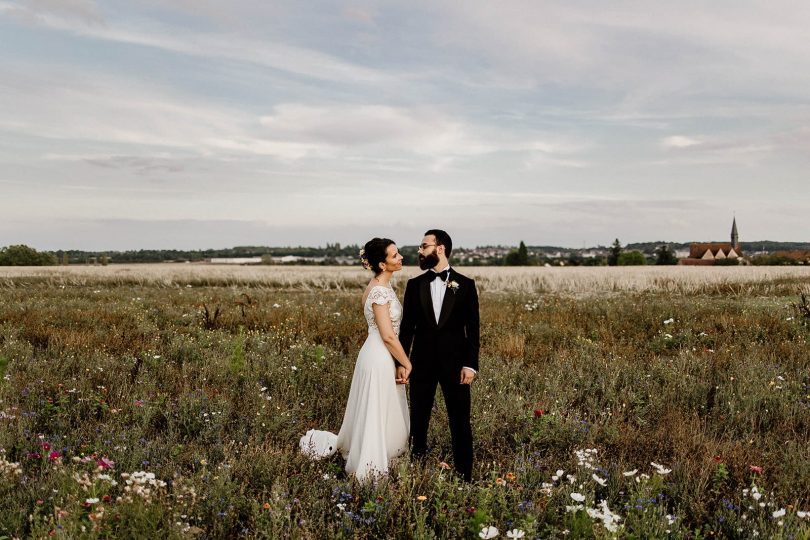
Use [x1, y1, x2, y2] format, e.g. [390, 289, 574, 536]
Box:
[418, 243, 436, 251]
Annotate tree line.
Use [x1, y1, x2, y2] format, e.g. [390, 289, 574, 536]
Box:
[2, 241, 808, 266]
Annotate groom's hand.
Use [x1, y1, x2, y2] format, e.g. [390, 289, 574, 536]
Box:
[460, 368, 475, 385]
[396, 365, 410, 385]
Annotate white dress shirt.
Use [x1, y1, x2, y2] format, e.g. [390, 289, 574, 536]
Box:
[429, 264, 450, 323]
[430, 266, 476, 375]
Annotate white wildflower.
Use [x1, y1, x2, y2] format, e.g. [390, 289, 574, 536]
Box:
[479, 525, 499, 539]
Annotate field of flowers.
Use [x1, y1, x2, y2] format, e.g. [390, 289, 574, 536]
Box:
[0, 265, 809, 538]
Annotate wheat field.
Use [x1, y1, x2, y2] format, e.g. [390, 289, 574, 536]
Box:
[2, 264, 810, 295]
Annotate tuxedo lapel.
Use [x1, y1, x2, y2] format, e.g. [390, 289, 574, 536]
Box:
[419, 274, 435, 326]
[436, 270, 457, 329]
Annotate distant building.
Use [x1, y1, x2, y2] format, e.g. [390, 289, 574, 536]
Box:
[680, 218, 743, 265]
[674, 249, 691, 259]
[274, 255, 326, 264]
[208, 257, 263, 265]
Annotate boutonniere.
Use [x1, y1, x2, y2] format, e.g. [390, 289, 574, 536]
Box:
[447, 280, 460, 293]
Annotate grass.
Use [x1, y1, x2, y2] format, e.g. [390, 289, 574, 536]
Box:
[0, 265, 809, 538]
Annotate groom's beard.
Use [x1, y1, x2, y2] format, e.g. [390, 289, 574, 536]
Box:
[418, 252, 439, 270]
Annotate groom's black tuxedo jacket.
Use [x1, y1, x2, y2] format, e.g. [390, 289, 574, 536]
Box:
[399, 269, 480, 379]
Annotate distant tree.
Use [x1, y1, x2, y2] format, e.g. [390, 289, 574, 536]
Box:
[399, 246, 419, 266]
[608, 239, 622, 266]
[618, 251, 646, 266]
[0, 245, 57, 266]
[567, 252, 584, 266]
[517, 241, 529, 265]
[504, 241, 530, 266]
[751, 253, 805, 266]
[582, 255, 607, 266]
[655, 244, 679, 265]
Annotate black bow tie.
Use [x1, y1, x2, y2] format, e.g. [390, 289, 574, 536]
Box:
[431, 269, 449, 282]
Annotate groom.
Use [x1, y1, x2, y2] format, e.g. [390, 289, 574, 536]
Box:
[398, 229, 480, 482]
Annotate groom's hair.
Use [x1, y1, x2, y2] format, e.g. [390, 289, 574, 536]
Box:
[424, 229, 452, 257]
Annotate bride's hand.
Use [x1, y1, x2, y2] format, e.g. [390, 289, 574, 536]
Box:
[395, 364, 411, 385]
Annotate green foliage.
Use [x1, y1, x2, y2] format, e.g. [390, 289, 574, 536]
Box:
[229, 326, 246, 377]
[608, 238, 622, 266]
[0, 245, 57, 266]
[751, 254, 803, 265]
[618, 250, 647, 265]
[714, 258, 740, 266]
[655, 244, 679, 265]
[504, 241, 530, 266]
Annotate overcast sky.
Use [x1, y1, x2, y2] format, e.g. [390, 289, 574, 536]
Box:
[1, 1, 808, 250]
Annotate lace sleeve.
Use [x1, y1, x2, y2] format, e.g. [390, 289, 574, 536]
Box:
[367, 286, 392, 306]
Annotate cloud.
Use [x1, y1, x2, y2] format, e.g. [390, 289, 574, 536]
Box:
[662, 136, 702, 148]
[258, 103, 502, 157]
[430, 1, 810, 123]
[1, 0, 104, 25]
[1, 2, 399, 85]
[46, 154, 189, 175]
[342, 6, 376, 25]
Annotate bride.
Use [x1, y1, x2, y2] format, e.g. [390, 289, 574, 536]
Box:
[301, 237, 412, 482]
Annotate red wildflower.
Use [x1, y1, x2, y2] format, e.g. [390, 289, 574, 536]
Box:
[48, 451, 61, 461]
[534, 409, 545, 417]
[713, 456, 722, 463]
[749, 465, 763, 474]
[102, 495, 112, 503]
[41, 442, 51, 451]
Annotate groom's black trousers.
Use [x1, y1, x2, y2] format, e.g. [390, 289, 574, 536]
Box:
[410, 374, 473, 482]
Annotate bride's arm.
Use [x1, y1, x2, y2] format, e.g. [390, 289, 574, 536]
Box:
[372, 302, 411, 370]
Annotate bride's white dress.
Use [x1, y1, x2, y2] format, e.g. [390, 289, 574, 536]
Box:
[334, 285, 410, 481]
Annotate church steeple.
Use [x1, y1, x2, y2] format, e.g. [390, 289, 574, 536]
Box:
[731, 216, 739, 250]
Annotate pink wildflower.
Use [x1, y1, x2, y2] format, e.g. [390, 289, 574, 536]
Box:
[96, 457, 115, 470]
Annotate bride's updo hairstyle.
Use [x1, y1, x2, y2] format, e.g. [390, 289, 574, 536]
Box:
[361, 237, 395, 275]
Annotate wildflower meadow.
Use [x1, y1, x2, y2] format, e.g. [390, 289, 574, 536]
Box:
[0, 265, 809, 538]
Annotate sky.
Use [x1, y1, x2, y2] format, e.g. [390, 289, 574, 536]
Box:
[1, 1, 809, 250]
